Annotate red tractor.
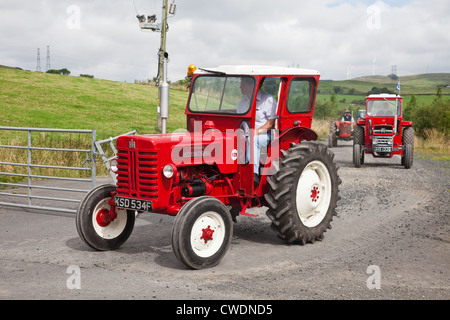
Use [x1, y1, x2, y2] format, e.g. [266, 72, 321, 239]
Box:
[353, 94, 414, 169]
[76, 65, 341, 269]
[328, 118, 354, 147]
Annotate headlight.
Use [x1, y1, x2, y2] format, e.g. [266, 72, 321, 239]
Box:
[163, 164, 176, 179]
[110, 159, 118, 173]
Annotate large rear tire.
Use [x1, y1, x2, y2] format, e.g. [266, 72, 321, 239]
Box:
[264, 142, 340, 245]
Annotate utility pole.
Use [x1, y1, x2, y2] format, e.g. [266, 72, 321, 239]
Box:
[157, 0, 169, 132]
[136, 0, 176, 133]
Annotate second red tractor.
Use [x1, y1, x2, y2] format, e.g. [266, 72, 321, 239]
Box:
[353, 94, 414, 169]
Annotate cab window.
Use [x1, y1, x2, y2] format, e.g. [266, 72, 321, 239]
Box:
[188, 76, 255, 114]
[287, 78, 312, 113]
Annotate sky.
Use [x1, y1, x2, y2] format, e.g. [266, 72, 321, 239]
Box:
[1, 0, 449, 82]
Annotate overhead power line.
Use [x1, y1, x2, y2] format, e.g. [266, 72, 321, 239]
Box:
[36, 48, 41, 72]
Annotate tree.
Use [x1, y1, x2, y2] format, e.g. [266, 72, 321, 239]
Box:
[314, 94, 337, 119]
[404, 94, 417, 120]
[388, 74, 398, 80]
[60, 68, 70, 75]
[46, 68, 71, 75]
[436, 86, 442, 99]
[367, 87, 380, 95]
[333, 86, 342, 94]
[409, 88, 450, 139]
[46, 69, 60, 75]
[366, 86, 393, 95]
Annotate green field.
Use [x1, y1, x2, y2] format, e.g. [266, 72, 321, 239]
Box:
[0, 66, 189, 138]
[316, 73, 450, 118]
[1, 65, 449, 137]
[318, 73, 450, 95]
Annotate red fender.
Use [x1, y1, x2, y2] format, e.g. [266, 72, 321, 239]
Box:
[261, 126, 317, 173]
[276, 126, 318, 151]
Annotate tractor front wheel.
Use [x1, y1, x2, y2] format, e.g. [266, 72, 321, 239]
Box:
[264, 142, 340, 245]
[353, 144, 362, 168]
[353, 126, 364, 167]
[76, 184, 135, 251]
[403, 144, 413, 169]
[402, 127, 414, 169]
[329, 121, 338, 147]
[171, 196, 233, 269]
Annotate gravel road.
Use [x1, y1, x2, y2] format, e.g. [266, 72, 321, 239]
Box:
[0, 141, 448, 300]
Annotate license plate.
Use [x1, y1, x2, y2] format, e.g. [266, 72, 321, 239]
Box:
[114, 196, 152, 211]
[374, 147, 392, 152]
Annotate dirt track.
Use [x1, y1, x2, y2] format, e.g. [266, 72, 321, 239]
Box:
[0, 141, 449, 300]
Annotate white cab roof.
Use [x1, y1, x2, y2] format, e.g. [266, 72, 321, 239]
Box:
[195, 65, 320, 76]
[367, 94, 402, 99]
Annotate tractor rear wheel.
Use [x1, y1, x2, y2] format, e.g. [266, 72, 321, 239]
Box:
[76, 184, 135, 251]
[264, 142, 340, 245]
[171, 196, 233, 269]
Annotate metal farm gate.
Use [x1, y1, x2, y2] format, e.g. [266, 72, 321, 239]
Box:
[0, 127, 96, 213]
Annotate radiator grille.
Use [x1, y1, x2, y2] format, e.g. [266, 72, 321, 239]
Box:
[116, 150, 158, 200]
[339, 124, 352, 135]
[373, 125, 394, 134]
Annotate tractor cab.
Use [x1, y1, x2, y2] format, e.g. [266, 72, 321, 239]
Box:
[185, 65, 320, 134]
[184, 65, 321, 194]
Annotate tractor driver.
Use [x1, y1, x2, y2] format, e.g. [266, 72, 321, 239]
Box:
[342, 109, 353, 122]
[238, 78, 278, 185]
[376, 102, 394, 116]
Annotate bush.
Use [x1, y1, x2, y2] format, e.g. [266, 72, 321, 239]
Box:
[46, 68, 71, 75]
[409, 88, 450, 139]
[366, 86, 394, 95]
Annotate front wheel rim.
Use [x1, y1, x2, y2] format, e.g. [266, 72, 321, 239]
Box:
[92, 198, 128, 239]
[295, 160, 332, 228]
[190, 211, 226, 258]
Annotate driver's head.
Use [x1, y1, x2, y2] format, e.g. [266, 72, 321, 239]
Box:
[240, 78, 254, 98]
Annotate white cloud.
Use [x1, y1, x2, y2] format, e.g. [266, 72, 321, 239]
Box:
[0, 0, 449, 82]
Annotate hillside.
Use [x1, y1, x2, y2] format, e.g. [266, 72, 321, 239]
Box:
[0, 67, 189, 137]
[1, 66, 448, 137]
[318, 73, 450, 95]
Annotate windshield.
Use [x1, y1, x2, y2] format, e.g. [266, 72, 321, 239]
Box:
[188, 76, 255, 114]
[367, 100, 401, 117]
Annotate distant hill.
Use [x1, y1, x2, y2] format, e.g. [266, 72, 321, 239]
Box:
[318, 73, 450, 95]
